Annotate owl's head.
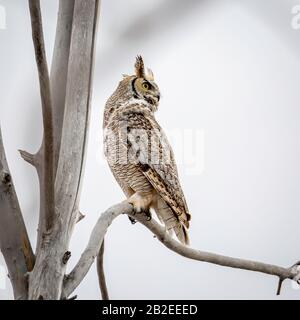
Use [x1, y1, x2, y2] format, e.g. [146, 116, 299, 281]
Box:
[103, 56, 161, 128]
[126, 56, 160, 108]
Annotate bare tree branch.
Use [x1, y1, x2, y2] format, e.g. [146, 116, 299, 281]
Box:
[28, 0, 55, 231]
[276, 278, 284, 296]
[54, 0, 99, 229]
[63, 201, 129, 298]
[0, 127, 35, 300]
[76, 211, 85, 223]
[63, 201, 300, 298]
[50, 0, 75, 172]
[97, 239, 109, 300]
[18, 150, 35, 166]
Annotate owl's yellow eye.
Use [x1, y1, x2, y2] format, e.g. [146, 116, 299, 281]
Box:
[142, 82, 149, 90]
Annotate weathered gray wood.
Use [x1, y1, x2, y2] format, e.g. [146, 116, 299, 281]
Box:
[50, 0, 75, 172]
[97, 239, 109, 300]
[28, 0, 100, 300]
[63, 201, 300, 298]
[22, 0, 75, 254]
[0, 127, 35, 300]
[28, 0, 55, 234]
[63, 201, 129, 297]
[55, 0, 99, 233]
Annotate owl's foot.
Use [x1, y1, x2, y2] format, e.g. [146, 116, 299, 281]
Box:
[128, 211, 150, 225]
[128, 192, 152, 214]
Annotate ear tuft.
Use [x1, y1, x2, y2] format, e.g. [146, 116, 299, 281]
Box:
[146, 68, 154, 81]
[135, 55, 145, 78]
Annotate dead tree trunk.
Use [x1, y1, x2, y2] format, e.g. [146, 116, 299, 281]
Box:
[21, 0, 99, 300]
[0, 0, 99, 300]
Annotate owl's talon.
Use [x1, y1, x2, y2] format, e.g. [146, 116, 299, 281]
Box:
[128, 193, 152, 215]
[128, 216, 137, 224]
[145, 211, 152, 221]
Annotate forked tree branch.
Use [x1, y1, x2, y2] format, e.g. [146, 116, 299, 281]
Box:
[27, 0, 100, 300]
[0, 127, 35, 300]
[63, 201, 300, 299]
[28, 0, 55, 231]
[63, 202, 126, 298]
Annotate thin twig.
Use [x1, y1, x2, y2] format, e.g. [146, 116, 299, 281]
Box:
[77, 211, 86, 223]
[63, 201, 300, 298]
[97, 238, 109, 300]
[276, 277, 283, 295]
[18, 150, 35, 165]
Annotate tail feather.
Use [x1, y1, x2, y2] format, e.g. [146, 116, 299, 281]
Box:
[173, 223, 190, 245]
[154, 197, 190, 245]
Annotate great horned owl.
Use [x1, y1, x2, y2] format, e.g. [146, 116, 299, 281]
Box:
[103, 56, 191, 244]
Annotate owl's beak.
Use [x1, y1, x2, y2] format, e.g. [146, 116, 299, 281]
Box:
[153, 95, 160, 105]
[145, 95, 160, 106]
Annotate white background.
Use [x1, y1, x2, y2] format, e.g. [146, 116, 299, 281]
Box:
[1, 0, 300, 299]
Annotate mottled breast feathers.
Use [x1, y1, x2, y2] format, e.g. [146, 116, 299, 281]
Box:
[107, 103, 191, 228]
